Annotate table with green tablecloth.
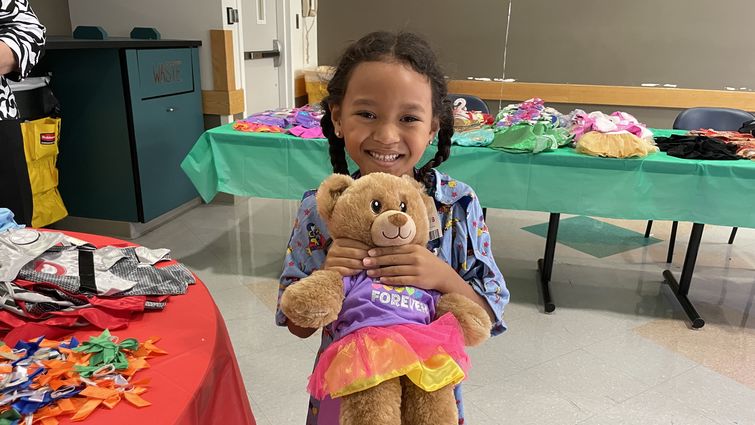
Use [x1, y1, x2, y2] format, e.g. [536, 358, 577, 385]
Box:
[181, 124, 755, 328]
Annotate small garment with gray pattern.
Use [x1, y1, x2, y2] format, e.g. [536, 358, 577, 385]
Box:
[0, 280, 75, 317]
[18, 245, 195, 298]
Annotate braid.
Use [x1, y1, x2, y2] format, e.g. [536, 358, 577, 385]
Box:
[418, 97, 454, 187]
[320, 103, 350, 175]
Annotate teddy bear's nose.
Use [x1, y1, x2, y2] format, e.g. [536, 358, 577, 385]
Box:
[388, 213, 408, 227]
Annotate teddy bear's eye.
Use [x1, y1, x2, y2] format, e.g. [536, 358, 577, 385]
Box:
[371, 200, 382, 214]
[399, 202, 407, 213]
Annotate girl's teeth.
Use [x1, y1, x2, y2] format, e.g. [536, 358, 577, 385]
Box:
[370, 152, 399, 161]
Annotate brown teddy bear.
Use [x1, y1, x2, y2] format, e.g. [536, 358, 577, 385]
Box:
[280, 172, 491, 425]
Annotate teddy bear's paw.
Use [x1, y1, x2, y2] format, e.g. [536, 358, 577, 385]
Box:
[454, 309, 492, 347]
[436, 293, 492, 347]
[280, 288, 342, 328]
[287, 307, 339, 329]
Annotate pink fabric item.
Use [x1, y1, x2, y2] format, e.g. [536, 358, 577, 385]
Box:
[288, 125, 324, 139]
[569, 110, 653, 141]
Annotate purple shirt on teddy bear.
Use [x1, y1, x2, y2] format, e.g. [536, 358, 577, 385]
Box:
[332, 271, 442, 341]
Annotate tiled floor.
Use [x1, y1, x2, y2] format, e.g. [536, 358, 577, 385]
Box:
[133, 198, 755, 425]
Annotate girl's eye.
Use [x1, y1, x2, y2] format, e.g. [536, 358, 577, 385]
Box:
[401, 115, 420, 123]
[371, 200, 382, 214]
[399, 202, 407, 212]
[357, 111, 376, 119]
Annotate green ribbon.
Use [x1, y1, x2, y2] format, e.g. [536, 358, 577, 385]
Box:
[0, 409, 21, 425]
[73, 329, 139, 377]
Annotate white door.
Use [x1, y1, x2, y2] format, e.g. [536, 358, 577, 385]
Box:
[240, 0, 293, 114]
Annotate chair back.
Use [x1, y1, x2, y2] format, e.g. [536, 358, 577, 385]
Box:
[673, 107, 754, 131]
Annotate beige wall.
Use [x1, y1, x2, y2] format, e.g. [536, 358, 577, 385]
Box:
[291, 9, 318, 75]
[503, 0, 754, 90]
[30, 0, 71, 36]
[317, 0, 508, 80]
[317, 0, 755, 128]
[65, 0, 316, 107]
[67, 0, 228, 91]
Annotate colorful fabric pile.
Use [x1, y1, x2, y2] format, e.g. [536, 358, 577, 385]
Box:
[449, 98, 495, 147]
[688, 129, 755, 160]
[0, 229, 195, 345]
[567, 110, 658, 158]
[0, 329, 166, 424]
[738, 144, 755, 160]
[452, 98, 494, 130]
[233, 105, 325, 139]
[495, 98, 564, 128]
[489, 98, 572, 153]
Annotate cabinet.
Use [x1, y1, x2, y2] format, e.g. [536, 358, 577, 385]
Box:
[38, 38, 204, 225]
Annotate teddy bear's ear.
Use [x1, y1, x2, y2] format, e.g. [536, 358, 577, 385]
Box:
[401, 175, 432, 212]
[316, 174, 354, 221]
[401, 174, 427, 192]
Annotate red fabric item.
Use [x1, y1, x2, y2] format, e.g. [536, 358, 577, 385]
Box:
[0, 317, 80, 341]
[1, 230, 193, 344]
[15, 279, 148, 311]
[1, 295, 144, 345]
[4, 231, 256, 425]
[0, 281, 147, 345]
[689, 129, 755, 143]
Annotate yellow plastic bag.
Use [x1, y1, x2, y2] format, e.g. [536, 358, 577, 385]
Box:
[20, 117, 67, 227]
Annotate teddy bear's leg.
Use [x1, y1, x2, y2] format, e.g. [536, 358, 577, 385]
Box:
[436, 293, 492, 347]
[280, 269, 344, 328]
[399, 376, 457, 425]
[339, 378, 402, 425]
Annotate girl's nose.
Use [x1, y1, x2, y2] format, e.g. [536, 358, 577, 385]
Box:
[373, 122, 400, 144]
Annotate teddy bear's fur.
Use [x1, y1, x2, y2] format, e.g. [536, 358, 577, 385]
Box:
[280, 172, 491, 425]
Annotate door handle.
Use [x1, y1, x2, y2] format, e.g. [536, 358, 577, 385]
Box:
[244, 40, 281, 67]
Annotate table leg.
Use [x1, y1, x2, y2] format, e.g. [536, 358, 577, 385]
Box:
[663, 223, 705, 329]
[537, 213, 560, 313]
[666, 221, 679, 264]
[728, 227, 738, 245]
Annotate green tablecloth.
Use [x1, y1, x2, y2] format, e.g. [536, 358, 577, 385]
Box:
[181, 125, 755, 228]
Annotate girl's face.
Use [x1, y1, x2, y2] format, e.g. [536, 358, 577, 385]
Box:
[330, 61, 438, 177]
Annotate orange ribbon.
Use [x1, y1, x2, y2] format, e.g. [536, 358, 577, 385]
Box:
[0, 331, 167, 424]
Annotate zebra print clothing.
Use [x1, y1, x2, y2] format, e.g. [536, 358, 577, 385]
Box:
[0, 0, 45, 120]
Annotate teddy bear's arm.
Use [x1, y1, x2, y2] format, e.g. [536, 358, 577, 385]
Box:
[279, 270, 345, 329]
[436, 293, 492, 347]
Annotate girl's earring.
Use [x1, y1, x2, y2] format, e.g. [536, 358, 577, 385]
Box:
[335, 130, 342, 138]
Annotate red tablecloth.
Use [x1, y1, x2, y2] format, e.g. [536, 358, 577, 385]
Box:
[4, 231, 256, 425]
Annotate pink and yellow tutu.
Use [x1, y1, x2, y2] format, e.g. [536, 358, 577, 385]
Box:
[308, 313, 469, 400]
